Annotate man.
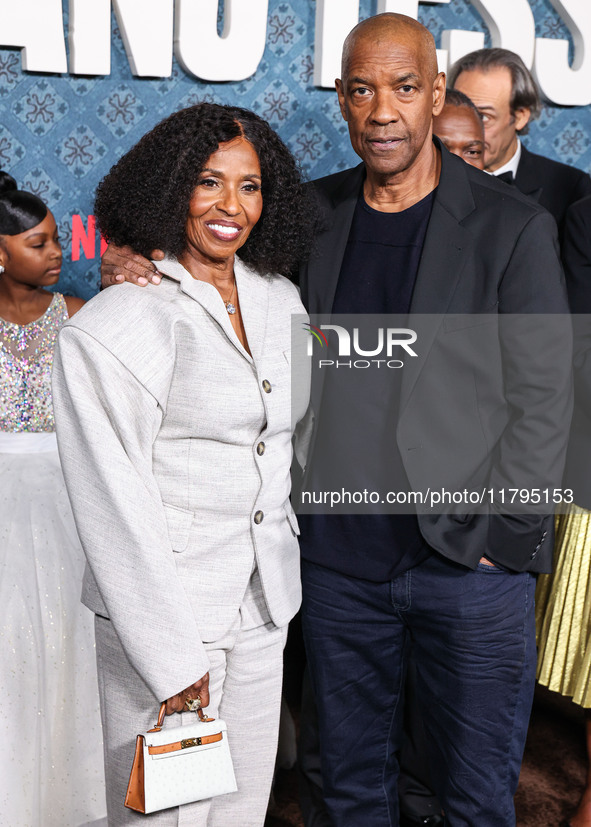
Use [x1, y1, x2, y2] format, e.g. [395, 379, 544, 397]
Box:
[101, 14, 572, 826]
[450, 47, 591, 237]
[296, 15, 571, 827]
[432, 89, 484, 169]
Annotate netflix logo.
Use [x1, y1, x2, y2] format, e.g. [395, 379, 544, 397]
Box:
[71, 215, 108, 262]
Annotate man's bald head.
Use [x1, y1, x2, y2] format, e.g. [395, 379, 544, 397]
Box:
[341, 13, 438, 82]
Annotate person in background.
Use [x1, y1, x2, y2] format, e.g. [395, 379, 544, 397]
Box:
[451, 49, 591, 827]
[536, 194, 591, 827]
[0, 171, 106, 826]
[432, 89, 484, 169]
[449, 47, 591, 239]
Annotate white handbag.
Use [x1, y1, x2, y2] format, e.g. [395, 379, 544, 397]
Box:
[125, 702, 237, 814]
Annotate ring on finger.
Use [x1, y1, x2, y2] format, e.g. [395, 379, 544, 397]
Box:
[185, 695, 201, 712]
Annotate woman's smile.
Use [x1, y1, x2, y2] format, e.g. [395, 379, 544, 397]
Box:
[204, 220, 243, 242]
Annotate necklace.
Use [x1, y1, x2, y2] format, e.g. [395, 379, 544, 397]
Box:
[222, 279, 237, 315]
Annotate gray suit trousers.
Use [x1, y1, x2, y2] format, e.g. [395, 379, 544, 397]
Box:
[95, 567, 287, 826]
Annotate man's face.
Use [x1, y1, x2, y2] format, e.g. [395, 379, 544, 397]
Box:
[336, 35, 445, 178]
[453, 66, 530, 171]
[432, 104, 485, 169]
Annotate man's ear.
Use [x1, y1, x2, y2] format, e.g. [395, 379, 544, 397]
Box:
[514, 107, 531, 133]
[335, 78, 348, 122]
[433, 72, 446, 117]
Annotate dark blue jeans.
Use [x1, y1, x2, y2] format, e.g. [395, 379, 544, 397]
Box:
[301, 554, 537, 827]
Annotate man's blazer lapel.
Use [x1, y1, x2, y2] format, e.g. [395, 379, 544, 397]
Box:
[400, 146, 476, 414]
[514, 146, 543, 203]
[305, 165, 363, 315]
[301, 166, 361, 456]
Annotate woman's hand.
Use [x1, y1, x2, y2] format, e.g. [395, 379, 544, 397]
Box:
[100, 243, 165, 288]
[164, 672, 210, 716]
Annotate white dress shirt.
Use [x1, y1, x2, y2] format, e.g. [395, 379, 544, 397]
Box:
[493, 139, 522, 178]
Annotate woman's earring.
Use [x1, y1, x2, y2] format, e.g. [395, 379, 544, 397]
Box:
[0, 265, 4, 275]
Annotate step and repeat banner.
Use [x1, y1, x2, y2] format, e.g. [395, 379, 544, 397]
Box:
[0, 0, 589, 296]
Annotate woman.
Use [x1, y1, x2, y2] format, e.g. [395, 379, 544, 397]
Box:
[52, 103, 312, 826]
[0, 172, 106, 825]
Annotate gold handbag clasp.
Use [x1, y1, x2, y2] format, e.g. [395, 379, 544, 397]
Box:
[181, 737, 203, 749]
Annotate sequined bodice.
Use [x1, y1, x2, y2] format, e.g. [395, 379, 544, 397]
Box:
[0, 294, 69, 432]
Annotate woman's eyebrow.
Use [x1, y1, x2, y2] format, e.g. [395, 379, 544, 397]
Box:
[200, 168, 262, 180]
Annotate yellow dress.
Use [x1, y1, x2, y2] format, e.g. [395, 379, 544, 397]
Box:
[536, 504, 591, 708]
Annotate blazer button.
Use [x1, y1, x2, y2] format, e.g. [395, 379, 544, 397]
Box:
[254, 510, 264, 524]
[257, 442, 266, 456]
[262, 379, 272, 393]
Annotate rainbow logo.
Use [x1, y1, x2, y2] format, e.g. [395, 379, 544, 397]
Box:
[303, 322, 329, 348]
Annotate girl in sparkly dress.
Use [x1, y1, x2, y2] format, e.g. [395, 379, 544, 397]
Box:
[0, 171, 106, 826]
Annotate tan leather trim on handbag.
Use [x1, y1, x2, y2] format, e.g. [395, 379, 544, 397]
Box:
[125, 734, 146, 813]
[148, 731, 223, 755]
[147, 702, 168, 732]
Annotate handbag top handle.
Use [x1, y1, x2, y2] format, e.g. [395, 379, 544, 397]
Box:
[149, 702, 214, 733]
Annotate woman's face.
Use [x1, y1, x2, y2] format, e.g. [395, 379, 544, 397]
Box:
[0, 211, 62, 287]
[185, 137, 263, 266]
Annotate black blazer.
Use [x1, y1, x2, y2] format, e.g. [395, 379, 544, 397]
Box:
[515, 144, 591, 240]
[562, 195, 591, 509]
[299, 142, 573, 573]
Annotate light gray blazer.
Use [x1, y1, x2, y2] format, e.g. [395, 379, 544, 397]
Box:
[52, 256, 309, 703]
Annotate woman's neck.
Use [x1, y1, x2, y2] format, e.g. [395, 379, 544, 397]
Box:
[177, 250, 235, 286]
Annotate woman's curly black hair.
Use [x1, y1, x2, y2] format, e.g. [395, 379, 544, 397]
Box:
[95, 103, 315, 275]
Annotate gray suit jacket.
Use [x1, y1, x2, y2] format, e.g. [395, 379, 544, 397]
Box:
[52, 256, 309, 702]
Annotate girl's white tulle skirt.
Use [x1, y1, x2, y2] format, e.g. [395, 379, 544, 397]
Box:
[0, 435, 106, 826]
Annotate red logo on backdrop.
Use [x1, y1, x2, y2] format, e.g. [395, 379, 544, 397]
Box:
[71, 215, 108, 262]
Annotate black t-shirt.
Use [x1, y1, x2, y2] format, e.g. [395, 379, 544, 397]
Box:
[299, 189, 436, 582]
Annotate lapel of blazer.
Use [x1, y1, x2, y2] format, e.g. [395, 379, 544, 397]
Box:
[306, 165, 364, 315]
[232, 257, 269, 366]
[304, 165, 363, 421]
[400, 144, 476, 415]
[514, 145, 543, 203]
[156, 255, 268, 365]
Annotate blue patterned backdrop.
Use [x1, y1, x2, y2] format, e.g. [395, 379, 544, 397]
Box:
[0, 0, 589, 297]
